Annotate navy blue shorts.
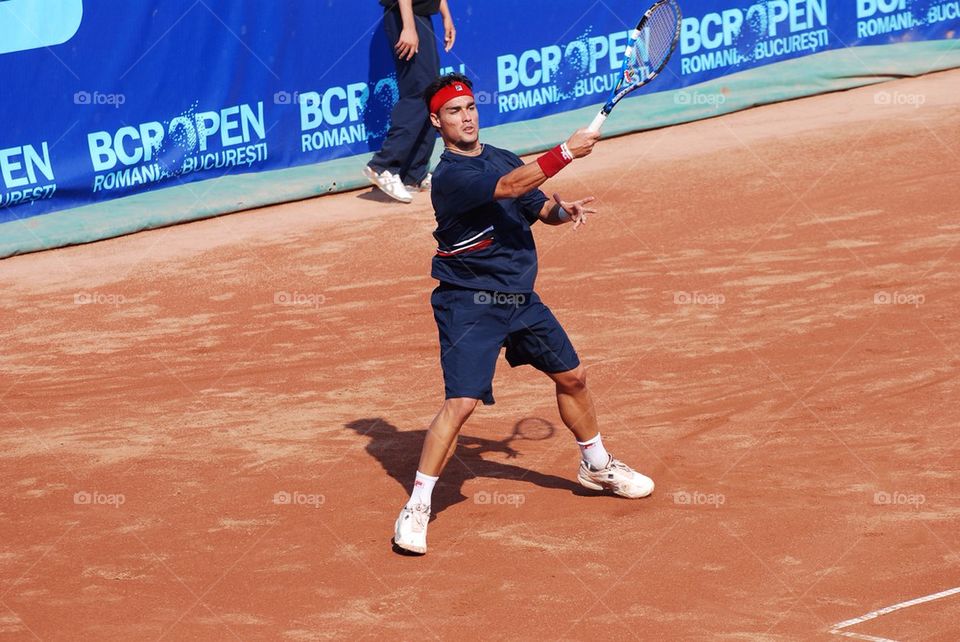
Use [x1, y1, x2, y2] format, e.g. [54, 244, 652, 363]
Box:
[431, 284, 580, 405]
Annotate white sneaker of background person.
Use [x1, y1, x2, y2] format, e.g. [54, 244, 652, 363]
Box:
[405, 172, 432, 192]
[363, 165, 413, 203]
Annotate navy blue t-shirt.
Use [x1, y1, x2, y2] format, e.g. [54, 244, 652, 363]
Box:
[430, 144, 548, 293]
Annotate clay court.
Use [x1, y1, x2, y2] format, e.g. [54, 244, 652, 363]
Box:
[1, 69, 959, 640]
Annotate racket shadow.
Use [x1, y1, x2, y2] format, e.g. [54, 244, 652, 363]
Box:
[344, 417, 591, 516]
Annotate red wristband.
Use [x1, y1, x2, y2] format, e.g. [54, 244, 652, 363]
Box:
[536, 143, 573, 178]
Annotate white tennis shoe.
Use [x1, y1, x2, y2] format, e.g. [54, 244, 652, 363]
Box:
[363, 166, 413, 203]
[405, 172, 432, 192]
[394, 503, 430, 554]
[578, 455, 654, 498]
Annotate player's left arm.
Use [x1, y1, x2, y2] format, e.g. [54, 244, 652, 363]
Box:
[538, 192, 597, 230]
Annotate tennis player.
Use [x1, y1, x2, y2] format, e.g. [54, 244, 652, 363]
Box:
[394, 73, 654, 554]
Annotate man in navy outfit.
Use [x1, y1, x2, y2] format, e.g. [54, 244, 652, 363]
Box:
[394, 73, 655, 555]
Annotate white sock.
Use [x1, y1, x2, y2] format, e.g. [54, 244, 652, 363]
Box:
[577, 433, 610, 470]
[407, 471, 438, 508]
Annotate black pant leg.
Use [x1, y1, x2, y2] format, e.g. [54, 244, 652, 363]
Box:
[369, 11, 439, 185]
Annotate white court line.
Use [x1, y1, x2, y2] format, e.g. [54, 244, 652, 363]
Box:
[829, 585, 960, 642]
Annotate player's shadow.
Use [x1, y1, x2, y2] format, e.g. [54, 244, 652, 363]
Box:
[345, 417, 588, 515]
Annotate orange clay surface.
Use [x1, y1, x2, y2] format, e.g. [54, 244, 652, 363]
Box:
[1, 69, 959, 640]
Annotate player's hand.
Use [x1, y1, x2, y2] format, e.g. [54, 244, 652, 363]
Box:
[396, 28, 419, 61]
[565, 128, 601, 159]
[553, 193, 597, 231]
[443, 18, 456, 51]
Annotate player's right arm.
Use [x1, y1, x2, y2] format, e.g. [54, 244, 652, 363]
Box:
[435, 130, 600, 213]
[493, 129, 599, 199]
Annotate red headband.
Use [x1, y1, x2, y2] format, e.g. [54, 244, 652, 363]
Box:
[429, 82, 474, 114]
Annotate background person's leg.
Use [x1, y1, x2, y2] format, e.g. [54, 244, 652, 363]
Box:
[397, 14, 440, 186]
[369, 12, 437, 182]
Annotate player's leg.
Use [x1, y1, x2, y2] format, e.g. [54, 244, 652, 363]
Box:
[418, 397, 479, 477]
[548, 364, 598, 442]
[506, 293, 654, 499]
[394, 285, 504, 554]
[545, 365, 611, 467]
[394, 397, 477, 554]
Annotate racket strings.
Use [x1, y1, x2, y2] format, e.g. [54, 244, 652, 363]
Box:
[630, 3, 680, 80]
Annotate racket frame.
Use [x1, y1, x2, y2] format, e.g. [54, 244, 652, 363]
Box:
[588, 0, 682, 132]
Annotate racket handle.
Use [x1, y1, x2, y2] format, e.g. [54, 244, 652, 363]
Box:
[587, 111, 607, 133]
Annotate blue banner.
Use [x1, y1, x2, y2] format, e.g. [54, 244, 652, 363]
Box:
[1, 0, 957, 223]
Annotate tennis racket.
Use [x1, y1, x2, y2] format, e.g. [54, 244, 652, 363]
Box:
[587, 0, 682, 133]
